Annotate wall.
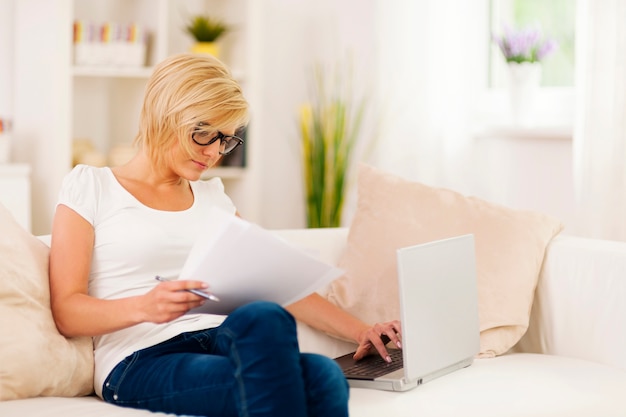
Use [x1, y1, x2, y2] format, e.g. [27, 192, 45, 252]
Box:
[12, 0, 72, 235]
[0, 0, 14, 122]
[472, 131, 578, 235]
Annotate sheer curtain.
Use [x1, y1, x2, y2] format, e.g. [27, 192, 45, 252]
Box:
[573, 0, 626, 241]
[373, 0, 488, 191]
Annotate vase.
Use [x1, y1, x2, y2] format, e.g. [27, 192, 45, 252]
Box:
[506, 62, 541, 127]
[191, 42, 220, 58]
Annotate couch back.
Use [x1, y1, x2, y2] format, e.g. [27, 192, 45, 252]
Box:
[515, 234, 626, 371]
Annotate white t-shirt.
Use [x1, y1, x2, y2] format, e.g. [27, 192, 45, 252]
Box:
[57, 164, 236, 398]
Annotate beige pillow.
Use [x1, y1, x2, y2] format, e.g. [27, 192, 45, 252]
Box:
[327, 164, 563, 357]
[0, 203, 94, 400]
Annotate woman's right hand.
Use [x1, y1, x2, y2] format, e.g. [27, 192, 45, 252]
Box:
[139, 280, 209, 323]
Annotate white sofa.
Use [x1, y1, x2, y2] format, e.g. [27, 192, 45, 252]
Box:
[1, 227, 626, 417]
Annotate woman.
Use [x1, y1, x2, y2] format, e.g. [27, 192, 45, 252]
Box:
[49, 53, 401, 417]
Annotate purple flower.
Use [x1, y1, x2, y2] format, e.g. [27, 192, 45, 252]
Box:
[493, 24, 558, 63]
[536, 38, 559, 61]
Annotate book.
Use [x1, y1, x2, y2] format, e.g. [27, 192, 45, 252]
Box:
[179, 207, 344, 315]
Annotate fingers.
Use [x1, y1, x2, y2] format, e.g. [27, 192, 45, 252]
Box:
[353, 320, 403, 363]
[159, 279, 209, 291]
[379, 320, 402, 349]
[353, 343, 374, 362]
[153, 280, 208, 309]
[157, 280, 209, 299]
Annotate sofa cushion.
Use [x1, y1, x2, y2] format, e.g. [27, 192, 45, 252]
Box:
[347, 354, 626, 417]
[0, 203, 94, 401]
[327, 164, 563, 357]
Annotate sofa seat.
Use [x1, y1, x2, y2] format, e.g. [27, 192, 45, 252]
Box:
[349, 353, 626, 417]
[1, 353, 624, 417]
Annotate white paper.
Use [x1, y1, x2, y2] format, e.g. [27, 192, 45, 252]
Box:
[179, 207, 344, 315]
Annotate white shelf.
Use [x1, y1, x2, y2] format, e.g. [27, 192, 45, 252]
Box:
[72, 66, 154, 79]
[73, 66, 245, 81]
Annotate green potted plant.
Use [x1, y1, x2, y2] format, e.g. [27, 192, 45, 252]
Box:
[185, 15, 229, 57]
[298, 62, 370, 228]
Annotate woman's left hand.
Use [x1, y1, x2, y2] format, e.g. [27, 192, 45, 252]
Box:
[353, 320, 402, 363]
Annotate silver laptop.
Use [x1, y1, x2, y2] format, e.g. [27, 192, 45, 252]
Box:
[334, 234, 480, 391]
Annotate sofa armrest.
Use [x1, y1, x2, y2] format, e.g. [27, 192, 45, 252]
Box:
[272, 227, 357, 356]
[516, 234, 626, 371]
[272, 227, 348, 295]
[271, 227, 349, 266]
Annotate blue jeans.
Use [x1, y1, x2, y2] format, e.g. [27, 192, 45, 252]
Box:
[101, 301, 349, 417]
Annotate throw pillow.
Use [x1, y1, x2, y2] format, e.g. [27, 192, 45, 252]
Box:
[327, 164, 563, 357]
[0, 203, 94, 401]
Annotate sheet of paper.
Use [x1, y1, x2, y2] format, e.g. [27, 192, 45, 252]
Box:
[179, 207, 344, 315]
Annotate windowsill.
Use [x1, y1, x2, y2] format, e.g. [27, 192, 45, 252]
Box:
[472, 86, 575, 141]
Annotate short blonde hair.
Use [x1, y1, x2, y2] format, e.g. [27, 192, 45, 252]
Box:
[134, 53, 249, 165]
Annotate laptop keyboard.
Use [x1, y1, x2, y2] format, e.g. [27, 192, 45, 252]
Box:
[341, 349, 404, 379]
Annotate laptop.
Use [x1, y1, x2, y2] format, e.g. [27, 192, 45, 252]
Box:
[334, 234, 480, 391]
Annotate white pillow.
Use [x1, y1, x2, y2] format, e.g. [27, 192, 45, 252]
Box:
[0, 204, 94, 400]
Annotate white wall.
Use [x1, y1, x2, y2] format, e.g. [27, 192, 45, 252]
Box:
[0, 0, 15, 119]
[13, 0, 72, 235]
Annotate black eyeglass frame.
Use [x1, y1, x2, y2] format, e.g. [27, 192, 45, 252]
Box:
[191, 128, 244, 156]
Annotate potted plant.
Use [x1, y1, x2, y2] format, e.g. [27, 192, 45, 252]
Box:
[298, 62, 370, 228]
[492, 24, 558, 125]
[185, 15, 229, 57]
[492, 24, 558, 65]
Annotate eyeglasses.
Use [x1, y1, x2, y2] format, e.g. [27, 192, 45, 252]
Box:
[191, 124, 244, 155]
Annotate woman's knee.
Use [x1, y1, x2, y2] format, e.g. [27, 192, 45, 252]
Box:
[227, 301, 297, 340]
[301, 353, 349, 397]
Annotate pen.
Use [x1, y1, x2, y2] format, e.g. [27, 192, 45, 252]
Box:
[155, 275, 220, 302]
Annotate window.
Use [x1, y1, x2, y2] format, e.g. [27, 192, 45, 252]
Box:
[489, 0, 577, 88]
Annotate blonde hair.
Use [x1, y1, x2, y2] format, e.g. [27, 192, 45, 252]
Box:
[134, 53, 249, 165]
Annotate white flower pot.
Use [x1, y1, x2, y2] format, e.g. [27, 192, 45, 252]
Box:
[507, 62, 542, 126]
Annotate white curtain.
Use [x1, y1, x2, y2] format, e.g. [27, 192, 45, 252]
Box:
[574, 0, 626, 241]
[373, 0, 488, 192]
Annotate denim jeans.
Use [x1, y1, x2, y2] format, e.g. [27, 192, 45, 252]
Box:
[101, 301, 350, 417]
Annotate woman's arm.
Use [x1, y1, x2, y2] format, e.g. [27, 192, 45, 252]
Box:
[49, 204, 208, 337]
[286, 293, 402, 362]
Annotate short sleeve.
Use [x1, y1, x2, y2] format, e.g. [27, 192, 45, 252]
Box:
[192, 177, 237, 214]
[56, 164, 100, 226]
